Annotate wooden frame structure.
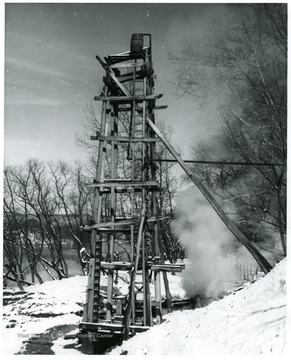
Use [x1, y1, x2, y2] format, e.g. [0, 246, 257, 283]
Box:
[80, 34, 185, 349]
[79, 33, 272, 353]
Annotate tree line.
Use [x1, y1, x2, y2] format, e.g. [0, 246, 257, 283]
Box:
[3, 136, 182, 289]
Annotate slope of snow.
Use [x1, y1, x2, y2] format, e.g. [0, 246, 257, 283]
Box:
[2, 259, 287, 355]
[109, 259, 287, 355]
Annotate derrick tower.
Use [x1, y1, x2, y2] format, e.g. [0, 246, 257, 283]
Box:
[79, 34, 184, 347]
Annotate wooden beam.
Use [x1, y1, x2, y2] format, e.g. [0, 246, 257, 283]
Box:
[86, 180, 159, 188]
[147, 118, 273, 274]
[85, 258, 95, 323]
[106, 53, 144, 63]
[123, 209, 146, 340]
[108, 70, 129, 96]
[151, 264, 185, 272]
[154, 271, 162, 324]
[95, 135, 161, 143]
[96, 228, 132, 234]
[117, 72, 144, 83]
[94, 94, 163, 102]
[109, 62, 149, 69]
[95, 55, 107, 70]
[84, 219, 138, 231]
[153, 105, 168, 110]
[101, 261, 132, 270]
[79, 321, 150, 333]
[109, 50, 131, 56]
[94, 187, 160, 194]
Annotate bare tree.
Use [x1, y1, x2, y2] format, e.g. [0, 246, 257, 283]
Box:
[170, 4, 287, 260]
[48, 161, 92, 273]
[3, 160, 94, 288]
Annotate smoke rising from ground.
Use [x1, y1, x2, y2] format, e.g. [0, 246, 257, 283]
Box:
[172, 186, 240, 299]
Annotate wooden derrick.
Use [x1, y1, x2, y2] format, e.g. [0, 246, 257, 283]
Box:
[80, 34, 184, 350]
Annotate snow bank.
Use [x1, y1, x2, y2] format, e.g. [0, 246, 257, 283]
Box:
[2, 276, 88, 354]
[109, 259, 287, 355]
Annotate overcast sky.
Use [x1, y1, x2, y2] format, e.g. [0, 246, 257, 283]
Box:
[5, 2, 231, 165]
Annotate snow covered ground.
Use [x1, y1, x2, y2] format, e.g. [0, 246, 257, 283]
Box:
[2, 268, 185, 354]
[2, 259, 288, 355]
[110, 259, 287, 355]
[2, 275, 88, 354]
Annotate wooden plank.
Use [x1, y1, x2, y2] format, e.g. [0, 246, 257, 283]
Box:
[109, 47, 148, 57]
[151, 264, 185, 272]
[147, 118, 273, 274]
[109, 62, 148, 69]
[153, 105, 168, 110]
[106, 272, 114, 321]
[86, 258, 96, 323]
[79, 321, 150, 333]
[101, 261, 132, 270]
[87, 180, 159, 188]
[117, 72, 144, 83]
[106, 53, 144, 63]
[109, 50, 131, 56]
[146, 216, 158, 223]
[108, 70, 129, 96]
[106, 103, 119, 322]
[96, 228, 132, 234]
[96, 135, 161, 143]
[154, 270, 162, 324]
[95, 187, 160, 194]
[94, 94, 163, 102]
[84, 219, 138, 231]
[95, 55, 107, 70]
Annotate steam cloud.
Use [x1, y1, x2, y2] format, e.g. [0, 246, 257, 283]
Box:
[172, 185, 240, 299]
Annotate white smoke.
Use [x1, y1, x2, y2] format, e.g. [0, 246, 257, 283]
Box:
[172, 185, 240, 299]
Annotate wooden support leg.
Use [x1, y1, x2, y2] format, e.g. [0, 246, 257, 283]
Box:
[86, 258, 96, 323]
[162, 271, 172, 313]
[154, 270, 162, 324]
[106, 271, 114, 321]
[123, 210, 146, 340]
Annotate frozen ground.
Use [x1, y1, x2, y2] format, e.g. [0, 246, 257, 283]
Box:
[2, 259, 288, 355]
[2, 268, 185, 354]
[110, 259, 287, 355]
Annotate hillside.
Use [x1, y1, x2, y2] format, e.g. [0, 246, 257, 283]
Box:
[2, 259, 287, 355]
[109, 259, 287, 355]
